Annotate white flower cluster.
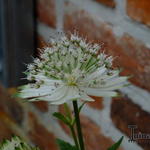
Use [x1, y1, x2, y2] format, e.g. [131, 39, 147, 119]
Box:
[19, 33, 128, 104]
[0, 136, 39, 150]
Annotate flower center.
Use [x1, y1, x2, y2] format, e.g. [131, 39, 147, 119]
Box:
[66, 75, 77, 86]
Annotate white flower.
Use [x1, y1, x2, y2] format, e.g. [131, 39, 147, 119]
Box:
[0, 136, 39, 150]
[18, 34, 128, 105]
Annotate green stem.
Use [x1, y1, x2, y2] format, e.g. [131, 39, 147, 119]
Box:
[69, 125, 80, 150]
[73, 101, 85, 150]
[63, 103, 80, 150]
[64, 103, 72, 119]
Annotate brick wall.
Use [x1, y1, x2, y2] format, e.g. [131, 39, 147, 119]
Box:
[0, 0, 150, 150]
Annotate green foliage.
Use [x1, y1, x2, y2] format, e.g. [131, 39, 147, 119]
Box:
[56, 139, 77, 150]
[108, 136, 124, 150]
[78, 102, 86, 113]
[0, 136, 40, 150]
[53, 112, 71, 126]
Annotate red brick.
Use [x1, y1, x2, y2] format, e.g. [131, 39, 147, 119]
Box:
[37, 35, 49, 48]
[0, 85, 24, 125]
[36, 35, 52, 56]
[59, 112, 124, 150]
[81, 115, 124, 150]
[37, 0, 56, 28]
[0, 113, 14, 142]
[33, 101, 49, 112]
[127, 0, 150, 27]
[111, 96, 150, 150]
[28, 112, 58, 150]
[95, 0, 116, 8]
[87, 96, 104, 110]
[64, 9, 150, 92]
[0, 111, 27, 143]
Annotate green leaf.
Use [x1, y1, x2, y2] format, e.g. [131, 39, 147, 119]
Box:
[78, 102, 86, 113]
[12, 92, 20, 98]
[71, 102, 86, 126]
[56, 139, 77, 150]
[64, 103, 72, 120]
[53, 112, 70, 126]
[108, 136, 124, 150]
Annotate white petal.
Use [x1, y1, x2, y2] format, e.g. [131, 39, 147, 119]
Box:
[103, 76, 128, 87]
[95, 83, 127, 91]
[85, 66, 106, 81]
[36, 86, 68, 101]
[50, 86, 81, 105]
[33, 74, 62, 85]
[99, 70, 120, 81]
[85, 88, 118, 97]
[80, 93, 95, 101]
[19, 84, 56, 98]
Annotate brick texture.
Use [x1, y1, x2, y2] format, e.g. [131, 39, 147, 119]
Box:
[0, 85, 59, 149]
[95, 0, 116, 8]
[127, 0, 150, 27]
[0, 114, 14, 142]
[33, 101, 49, 112]
[111, 96, 150, 150]
[59, 105, 124, 150]
[59, 114, 124, 150]
[64, 9, 150, 92]
[87, 96, 104, 110]
[1, 0, 150, 149]
[37, 0, 56, 28]
[28, 112, 58, 150]
[0, 86, 24, 125]
[81, 115, 123, 150]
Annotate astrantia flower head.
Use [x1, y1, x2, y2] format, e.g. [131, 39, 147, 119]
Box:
[19, 33, 128, 104]
[0, 136, 40, 150]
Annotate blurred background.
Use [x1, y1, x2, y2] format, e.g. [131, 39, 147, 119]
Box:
[0, 0, 150, 150]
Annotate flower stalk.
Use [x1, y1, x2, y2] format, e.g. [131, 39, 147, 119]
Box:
[63, 103, 80, 150]
[73, 100, 85, 150]
[69, 125, 80, 150]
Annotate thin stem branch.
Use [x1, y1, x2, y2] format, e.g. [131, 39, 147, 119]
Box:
[69, 125, 80, 150]
[64, 103, 72, 119]
[73, 101, 85, 150]
[63, 103, 80, 150]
